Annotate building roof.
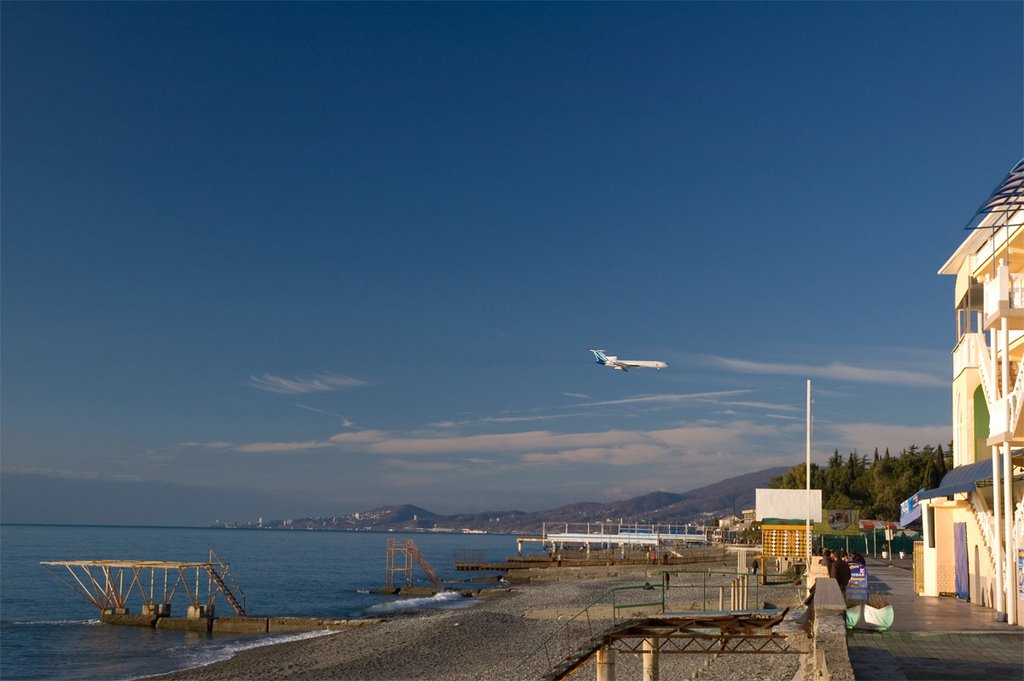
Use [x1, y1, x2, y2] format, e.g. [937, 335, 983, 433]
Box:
[939, 158, 1024, 276]
[965, 157, 1024, 231]
[917, 459, 993, 500]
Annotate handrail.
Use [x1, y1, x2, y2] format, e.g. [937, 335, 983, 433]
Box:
[525, 586, 616, 676]
[611, 583, 665, 622]
[1008, 360, 1024, 434]
[521, 570, 803, 678]
[969, 492, 998, 573]
[208, 549, 246, 615]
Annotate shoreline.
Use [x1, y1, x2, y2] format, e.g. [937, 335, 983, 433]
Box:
[146, 565, 805, 681]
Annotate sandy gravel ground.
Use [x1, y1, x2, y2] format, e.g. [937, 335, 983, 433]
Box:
[149, 569, 804, 681]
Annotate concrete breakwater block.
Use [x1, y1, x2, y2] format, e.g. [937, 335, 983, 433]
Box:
[213, 616, 269, 634]
[100, 613, 157, 627]
[267, 617, 380, 633]
[156, 617, 212, 633]
[96, 613, 381, 634]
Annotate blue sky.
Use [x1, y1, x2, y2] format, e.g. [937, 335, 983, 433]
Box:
[3, 2, 1022, 522]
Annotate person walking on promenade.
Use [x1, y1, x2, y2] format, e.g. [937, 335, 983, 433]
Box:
[830, 550, 852, 595]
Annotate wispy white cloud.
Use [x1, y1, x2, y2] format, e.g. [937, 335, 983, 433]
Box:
[583, 390, 749, 407]
[236, 439, 334, 453]
[521, 443, 673, 466]
[424, 411, 595, 429]
[711, 356, 945, 387]
[214, 419, 793, 472]
[365, 429, 644, 456]
[480, 413, 584, 424]
[825, 422, 951, 453]
[719, 400, 800, 412]
[562, 391, 593, 400]
[181, 441, 234, 449]
[294, 403, 357, 428]
[247, 372, 366, 394]
[5, 468, 146, 482]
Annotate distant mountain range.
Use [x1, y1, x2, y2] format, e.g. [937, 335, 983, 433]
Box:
[219, 466, 789, 534]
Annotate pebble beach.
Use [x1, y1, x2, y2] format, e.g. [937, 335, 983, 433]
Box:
[151, 567, 805, 681]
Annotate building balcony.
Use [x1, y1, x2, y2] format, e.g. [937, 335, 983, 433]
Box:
[983, 263, 1024, 330]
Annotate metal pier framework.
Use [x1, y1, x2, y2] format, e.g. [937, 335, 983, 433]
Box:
[384, 538, 442, 591]
[41, 548, 246, 618]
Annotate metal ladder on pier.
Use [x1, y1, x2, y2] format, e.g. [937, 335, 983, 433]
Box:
[207, 549, 246, 615]
[385, 538, 443, 591]
[407, 540, 442, 589]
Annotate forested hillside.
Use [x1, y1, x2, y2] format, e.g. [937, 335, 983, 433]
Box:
[770, 444, 951, 520]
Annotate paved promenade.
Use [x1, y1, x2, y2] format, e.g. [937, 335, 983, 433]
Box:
[845, 557, 1023, 681]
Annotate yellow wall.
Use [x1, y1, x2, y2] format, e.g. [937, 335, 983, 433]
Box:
[932, 498, 999, 605]
[950, 370, 987, 466]
[933, 505, 956, 595]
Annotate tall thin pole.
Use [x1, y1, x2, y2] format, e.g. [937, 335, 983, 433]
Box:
[806, 380, 812, 579]
[991, 320, 1004, 620]
[1002, 440, 1016, 625]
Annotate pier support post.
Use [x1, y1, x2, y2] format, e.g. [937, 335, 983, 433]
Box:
[596, 644, 616, 681]
[187, 605, 213, 619]
[718, 585, 725, 611]
[642, 637, 659, 681]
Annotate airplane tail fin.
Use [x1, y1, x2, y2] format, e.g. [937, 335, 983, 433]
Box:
[589, 348, 608, 365]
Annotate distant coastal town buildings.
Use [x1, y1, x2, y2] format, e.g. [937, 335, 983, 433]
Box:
[936, 157, 1024, 627]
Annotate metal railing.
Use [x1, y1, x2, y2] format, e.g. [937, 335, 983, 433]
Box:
[523, 569, 804, 678]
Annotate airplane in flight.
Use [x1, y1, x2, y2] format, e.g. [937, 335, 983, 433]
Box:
[589, 349, 669, 372]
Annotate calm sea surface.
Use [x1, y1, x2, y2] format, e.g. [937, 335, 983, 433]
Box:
[0, 524, 517, 680]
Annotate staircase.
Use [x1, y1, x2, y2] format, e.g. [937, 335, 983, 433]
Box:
[961, 333, 1024, 440]
[1007, 361, 1024, 434]
[384, 538, 443, 590]
[207, 549, 247, 615]
[406, 540, 443, 589]
[966, 333, 998, 406]
[969, 491, 997, 571]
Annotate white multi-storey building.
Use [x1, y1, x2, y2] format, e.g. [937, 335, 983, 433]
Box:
[935, 158, 1024, 626]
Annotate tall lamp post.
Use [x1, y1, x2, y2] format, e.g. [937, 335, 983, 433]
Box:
[806, 380, 812, 586]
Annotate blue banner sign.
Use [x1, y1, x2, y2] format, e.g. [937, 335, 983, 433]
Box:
[846, 561, 868, 600]
[900, 492, 920, 518]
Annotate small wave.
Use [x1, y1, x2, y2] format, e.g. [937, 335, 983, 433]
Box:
[362, 590, 476, 615]
[5, 618, 102, 626]
[134, 630, 338, 680]
[216, 629, 337, 656]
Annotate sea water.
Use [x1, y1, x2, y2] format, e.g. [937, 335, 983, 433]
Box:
[0, 524, 516, 680]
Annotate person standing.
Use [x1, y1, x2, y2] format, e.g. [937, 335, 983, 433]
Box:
[819, 549, 835, 574]
[830, 550, 852, 594]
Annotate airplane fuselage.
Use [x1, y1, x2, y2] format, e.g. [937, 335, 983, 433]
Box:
[589, 349, 669, 372]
